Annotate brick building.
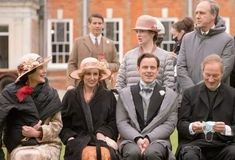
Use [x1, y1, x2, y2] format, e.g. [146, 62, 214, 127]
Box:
[1, 0, 235, 90]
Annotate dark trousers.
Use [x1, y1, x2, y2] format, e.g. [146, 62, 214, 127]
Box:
[179, 145, 235, 160]
[0, 148, 4, 160]
[122, 142, 168, 160]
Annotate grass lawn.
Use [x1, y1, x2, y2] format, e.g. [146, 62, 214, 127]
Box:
[170, 129, 178, 154]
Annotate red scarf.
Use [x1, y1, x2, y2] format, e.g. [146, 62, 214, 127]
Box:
[16, 86, 33, 102]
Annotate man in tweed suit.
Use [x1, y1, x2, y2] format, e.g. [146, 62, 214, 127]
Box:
[67, 13, 120, 90]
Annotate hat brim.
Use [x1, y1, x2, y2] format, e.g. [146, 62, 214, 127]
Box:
[15, 56, 51, 83]
[70, 67, 111, 81]
[133, 27, 160, 32]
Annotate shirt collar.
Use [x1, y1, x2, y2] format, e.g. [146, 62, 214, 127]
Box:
[201, 25, 215, 35]
[89, 33, 102, 45]
[139, 79, 156, 91]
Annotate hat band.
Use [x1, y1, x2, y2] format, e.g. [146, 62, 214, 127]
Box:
[83, 61, 101, 68]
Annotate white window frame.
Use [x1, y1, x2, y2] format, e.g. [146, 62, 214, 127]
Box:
[47, 19, 73, 69]
[103, 18, 123, 62]
[0, 25, 9, 68]
[222, 17, 230, 34]
[156, 17, 178, 52]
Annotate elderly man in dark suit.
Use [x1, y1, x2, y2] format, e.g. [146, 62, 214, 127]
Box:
[116, 53, 178, 160]
[67, 13, 119, 90]
[177, 54, 235, 160]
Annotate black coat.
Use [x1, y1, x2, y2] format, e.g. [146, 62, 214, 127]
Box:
[60, 83, 118, 160]
[0, 80, 62, 152]
[176, 83, 235, 157]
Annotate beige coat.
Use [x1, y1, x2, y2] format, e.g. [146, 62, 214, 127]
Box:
[67, 35, 120, 87]
[10, 112, 62, 160]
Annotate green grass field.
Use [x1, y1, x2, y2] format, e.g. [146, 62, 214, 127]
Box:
[170, 129, 178, 154]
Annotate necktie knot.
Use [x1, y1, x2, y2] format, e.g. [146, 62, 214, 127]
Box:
[141, 88, 153, 93]
[95, 38, 98, 46]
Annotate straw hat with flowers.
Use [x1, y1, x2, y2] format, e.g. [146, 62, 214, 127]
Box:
[16, 53, 51, 83]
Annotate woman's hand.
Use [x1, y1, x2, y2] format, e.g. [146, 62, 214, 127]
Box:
[96, 132, 106, 142]
[22, 120, 42, 138]
[33, 120, 42, 130]
[169, 52, 177, 58]
[22, 126, 42, 138]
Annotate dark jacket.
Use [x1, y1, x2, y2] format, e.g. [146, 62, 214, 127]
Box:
[0, 80, 62, 152]
[230, 36, 235, 88]
[176, 83, 235, 157]
[60, 83, 118, 160]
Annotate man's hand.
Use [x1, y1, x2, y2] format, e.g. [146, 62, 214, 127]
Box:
[137, 138, 146, 154]
[192, 121, 203, 133]
[214, 121, 225, 133]
[142, 138, 150, 149]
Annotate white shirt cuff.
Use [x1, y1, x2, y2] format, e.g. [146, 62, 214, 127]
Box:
[221, 125, 232, 136]
[189, 123, 196, 135]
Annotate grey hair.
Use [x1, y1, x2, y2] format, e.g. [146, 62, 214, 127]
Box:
[200, 0, 220, 18]
[201, 54, 224, 73]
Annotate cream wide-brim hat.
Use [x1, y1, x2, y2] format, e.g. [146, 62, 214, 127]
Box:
[15, 53, 51, 83]
[70, 57, 111, 81]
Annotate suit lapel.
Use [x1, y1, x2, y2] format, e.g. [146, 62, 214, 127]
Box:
[131, 85, 144, 123]
[101, 37, 108, 58]
[146, 84, 164, 124]
[83, 36, 93, 54]
[213, 85, 223, 109]
[199, 85, 210, 109]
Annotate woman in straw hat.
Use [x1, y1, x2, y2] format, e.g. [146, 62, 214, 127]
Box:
[60, 57, 118, 160]
[116, 15, 175, 91]
[0, 53, 62, 160]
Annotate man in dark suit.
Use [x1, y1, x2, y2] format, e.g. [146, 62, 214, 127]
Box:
[67, 13, 120, 90]
[177, 54, 235, 160]
[230, 36, 235, 88]
[116, 53, 177, 160]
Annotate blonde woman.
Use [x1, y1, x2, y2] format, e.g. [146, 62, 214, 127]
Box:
[60, 57, 118, 160]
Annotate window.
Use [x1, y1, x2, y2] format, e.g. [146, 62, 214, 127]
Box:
[222, 17, 230, 34]
[103, 18, 123, 62]
[48, 19, 73, 68]
[0, 25, 9, 68]
[158, 18, 177, 52]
